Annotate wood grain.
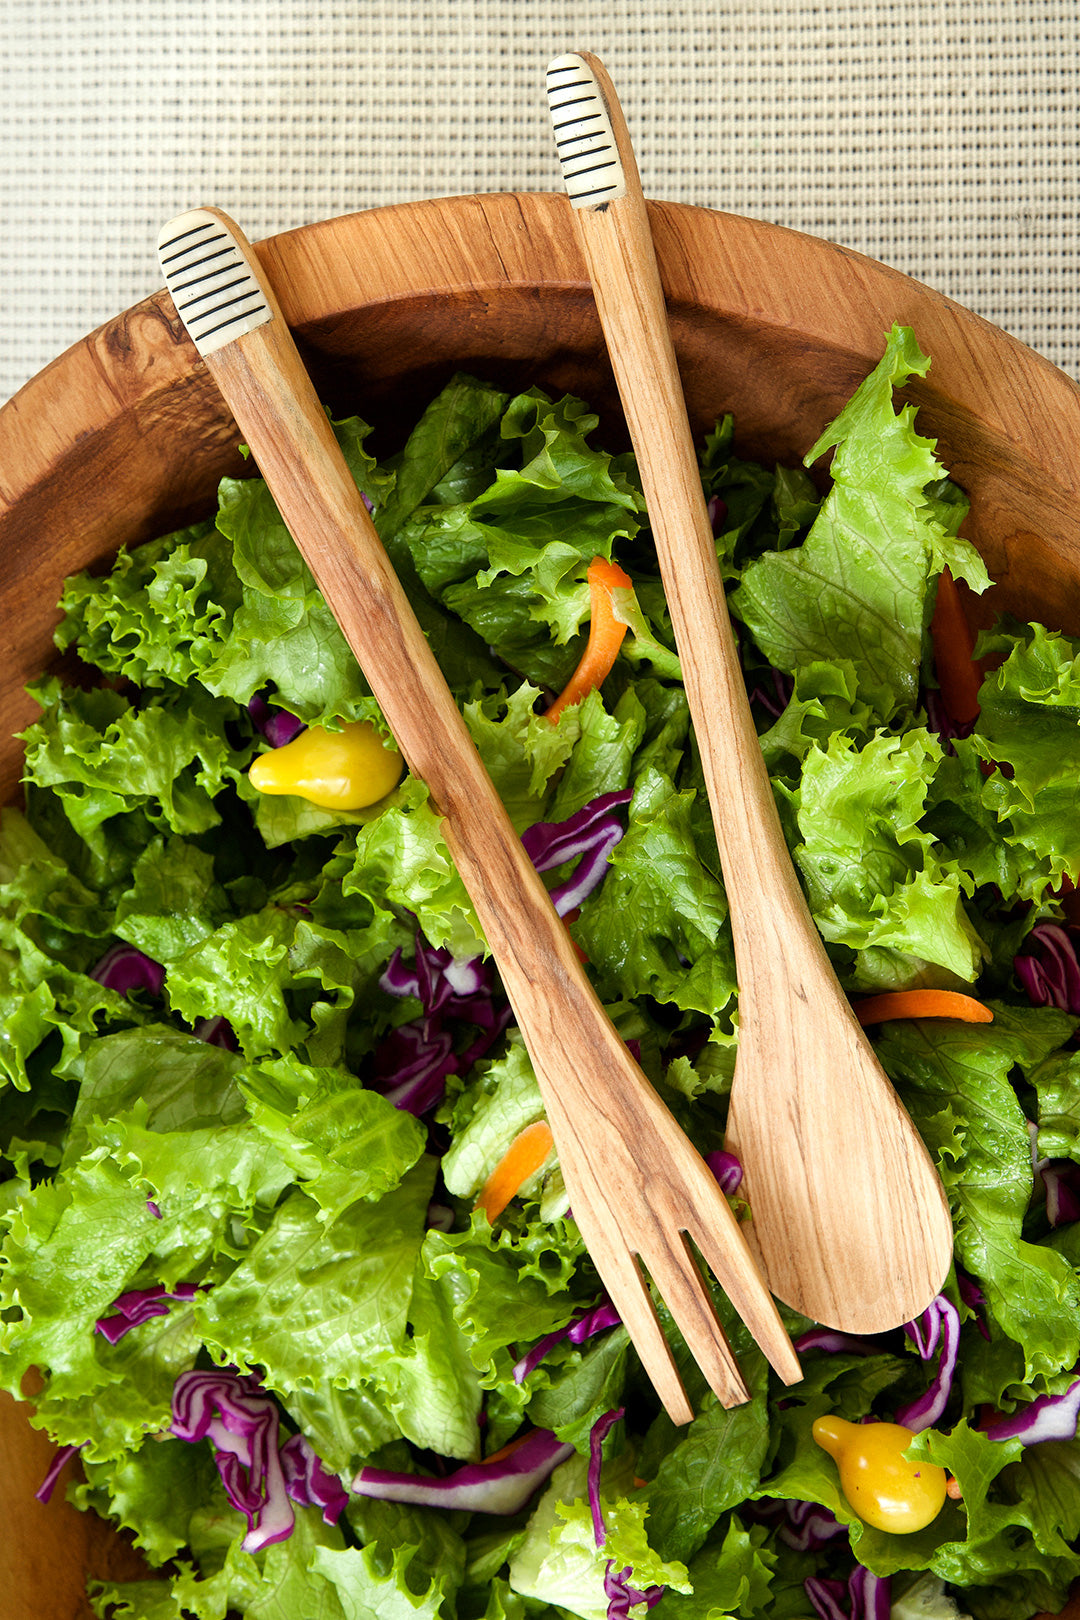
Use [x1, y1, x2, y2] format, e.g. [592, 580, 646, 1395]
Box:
[182, 207, 800, 1426]
[561, 51, 953, 1336]
[1, 192, 1079, 1617]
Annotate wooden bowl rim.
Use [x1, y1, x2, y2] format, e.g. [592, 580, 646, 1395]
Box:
[3, 190, 1080, 522]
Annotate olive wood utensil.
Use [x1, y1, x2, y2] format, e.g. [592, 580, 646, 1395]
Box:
[545, 51, 953, 1333]
[156, 205, 802, 1425]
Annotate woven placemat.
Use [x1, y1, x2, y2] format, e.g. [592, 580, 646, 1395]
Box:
[2, 0, 1077, 402]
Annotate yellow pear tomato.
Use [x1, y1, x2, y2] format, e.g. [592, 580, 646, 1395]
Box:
[812, 1414, 947, 1534]
[248, 720, 403, 811]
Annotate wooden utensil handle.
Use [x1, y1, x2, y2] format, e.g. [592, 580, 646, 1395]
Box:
[568, 56, 816, 988]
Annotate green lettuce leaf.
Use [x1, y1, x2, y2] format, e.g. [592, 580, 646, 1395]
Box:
[733, 325, 989, 721]
[508, 1451, 691, 1619]
[877, 1005, 1080, 1382]
[195, 1159, 435, 1396]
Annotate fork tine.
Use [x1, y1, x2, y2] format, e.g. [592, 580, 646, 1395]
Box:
[639, 1231, 751, 1410]
[595, 1240, 698, 1427]
[686, 1200, 803, 1388]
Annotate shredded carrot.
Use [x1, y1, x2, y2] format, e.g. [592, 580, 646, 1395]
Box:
[853, 990, 994, 1026]
[930, 568, 982, 725]
[476, 1121, 555, 1224]
[478, 1432, 536, 1466]
[546, 556, 633, 724]
[945, 1475, 963, 1501]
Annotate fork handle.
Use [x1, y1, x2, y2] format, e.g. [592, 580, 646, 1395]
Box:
[170, 211, 799, 1421]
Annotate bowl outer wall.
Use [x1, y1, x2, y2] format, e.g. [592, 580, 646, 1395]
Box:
[1, 192, 1080, 1617]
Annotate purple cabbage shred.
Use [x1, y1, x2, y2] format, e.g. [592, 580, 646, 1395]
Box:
[792, 1328, 882, 1356]
[373, 935, 513, 1115]
[90, 943, 165, 998]
[279, 1432, 348, 1526]
[705, 1149, 743, 1197]
[171, 1369, 295, 1553]
[587, 1406, 624, 1547]
[247, 694, 306, 749]
[956, 1270, 990, 1341]
[520, 790, 632, 918]
[805, 1564, 891, 1620]
[95, 1282, 202, 1344]
[1043, 1160, 1080, 1227]
[353, 1427, 574, 1515]
[374, 792, 631, 1113]
[747, 666, 795, 721]
[193, 1015, 239, 1050]
[779, 1499, 848, 1552]
[924, 687, 977, 750]
[35, 1442, 83, 1504]
[1015, 922, 1080, 1015]
[603, 1562, 665, 1617]
[981, 1373, 1080, 1446]
[512, 1293, 622, 1384]
[895, 1294, 960, 1433]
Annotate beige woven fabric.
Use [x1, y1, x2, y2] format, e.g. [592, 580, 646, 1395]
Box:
[2, 0, 1078, 402]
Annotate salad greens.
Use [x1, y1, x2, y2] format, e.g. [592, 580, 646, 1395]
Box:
[4, 324, 1080, 1619]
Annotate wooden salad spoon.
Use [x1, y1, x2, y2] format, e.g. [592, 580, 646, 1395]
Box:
[545, 51, 953, 1333]
[156, 205, 803, 1426]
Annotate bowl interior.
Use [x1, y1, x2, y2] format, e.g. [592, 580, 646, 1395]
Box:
[3, 193, 1080, 1620]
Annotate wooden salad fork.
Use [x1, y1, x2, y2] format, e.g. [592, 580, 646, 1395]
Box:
[156, 206, 802, 1425]
[545, 52, 953, 1333]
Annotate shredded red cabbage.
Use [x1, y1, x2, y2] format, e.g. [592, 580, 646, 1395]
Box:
[247, 694, 305, 749]
[352, 1427, 574, 1515]
[805, 1564, 891, 1620]
[792, 1328, 882, 1356]
[587, 1406, 624, 1547]
[1044, 1160, 1080, 1227]
[956, 1269, 990, 1341]
[1015, 922, 1080, 1014]
[981, 1373, 1080, 1445]
[192, 1014, 239, 1050]
[779, 1499, 848, 1552]
[705, 1148, 744, 1197]
[373, 932, 513, 1115]
[95, 1282, 202, 1344]
[372, 793, 630, 1113]
[603, 1562, 665, 1616]
[747, 666, 795, 721]
[171, 1369, 295, 1552]
[520, 790, 632, 918]
[35, 1442, 83, 1503]
[895, 1295, 960, 1433]
[147, 1199, 163, 1219]
[512, 1293, 622, 1384]
[923, 687, 977, 750]
[279, 1432, 348, 1526]
[89, 943, 165, 998]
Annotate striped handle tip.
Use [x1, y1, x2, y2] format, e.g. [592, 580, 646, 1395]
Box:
[546, 53, 626, 208]
[158, 207, 273, 357]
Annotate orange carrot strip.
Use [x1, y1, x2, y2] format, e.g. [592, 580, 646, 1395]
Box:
[546, 556, 633, 724]
[477, 1432, 537, 1466]
[854, 990, 994, 1026]
[476, 1121, 555, 1224]
[930, 568, 982, 725]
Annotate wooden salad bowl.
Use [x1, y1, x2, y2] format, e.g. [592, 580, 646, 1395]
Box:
[1, 193, 1080, 1618]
